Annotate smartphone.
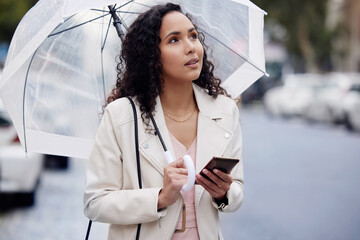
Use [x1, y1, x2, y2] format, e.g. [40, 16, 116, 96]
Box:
[199, 156, 239, 182]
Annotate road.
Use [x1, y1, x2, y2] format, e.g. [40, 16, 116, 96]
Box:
[220, 107, 360, 240]
[1, 107, 360, 239]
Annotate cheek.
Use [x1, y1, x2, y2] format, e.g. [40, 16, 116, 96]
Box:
[160, 52, 181, 76]
[196, 43, 204, 57]
[197, 44, 204, 65]
[161, 49, 180, 67]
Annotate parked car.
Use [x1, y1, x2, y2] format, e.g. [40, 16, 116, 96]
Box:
[264, 73, 325, 117]
[0, 99, 44, 209]
[241, 61, 283, 104]
[302, 81, 335, 123]
[342, 83, 360, 131]
[304, 73, 360, 124]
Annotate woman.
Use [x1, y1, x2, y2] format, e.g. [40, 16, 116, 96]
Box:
[84, 3, 244, 240]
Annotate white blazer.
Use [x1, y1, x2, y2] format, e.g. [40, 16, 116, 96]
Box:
[84, 84, 244, 240]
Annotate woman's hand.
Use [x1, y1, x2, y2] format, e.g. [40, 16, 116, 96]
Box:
[195, 169, 232, 200]
[158, 158, 188, 209]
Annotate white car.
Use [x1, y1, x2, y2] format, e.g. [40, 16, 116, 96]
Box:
[342, 83, 360, 131]
[0, 99, 44, 208]
[304, 73, 360, 124]
[264, 74, 325, 117]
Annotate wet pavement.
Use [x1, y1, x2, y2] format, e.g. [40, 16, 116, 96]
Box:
[0, 159, 108, 240]
[220, 107, 360, 240]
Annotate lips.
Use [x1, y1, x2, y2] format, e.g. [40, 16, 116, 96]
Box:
[185, 58, 199, 66]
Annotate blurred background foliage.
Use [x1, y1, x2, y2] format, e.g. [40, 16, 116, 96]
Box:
[0, 0, 37, 42]
[253, 0, 359, 74]
[253, 0, 335, 73]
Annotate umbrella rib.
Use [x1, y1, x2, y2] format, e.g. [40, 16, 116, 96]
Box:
[113, 0, 153, 14]
[116, 10, 142, 14]
[130, 1, 152, 8]
[91, 8, 141, 15]
[51, 14, 77, 33]
[100, 17, 113, 104]
[119, 15, 129, 31]
[48, 13, 111, 37]
[114, 0, 135, 21]
[22, 48, 40, 153]
[101, 16, 113, 51]
[100, 51, 106, 106]
[90, 9, 108, 13]
[201, 29, 268, 76]
[115, 0, 135, 9]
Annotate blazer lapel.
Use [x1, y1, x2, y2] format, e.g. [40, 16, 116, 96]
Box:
[195, 113, 233, 172]
[138, 97, 175, 176]
[193, 84, 235, 208]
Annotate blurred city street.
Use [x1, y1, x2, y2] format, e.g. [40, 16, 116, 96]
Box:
[0, 157, 109, 240]
[1, 106, 359, 240]
[221, 107, 360, 240]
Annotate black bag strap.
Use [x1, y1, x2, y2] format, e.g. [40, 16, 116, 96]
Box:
[128, 97, 143, 190]
[85, 97, 142, 240]
[150, 115, 167, 152]
[127, 97, 143, 240]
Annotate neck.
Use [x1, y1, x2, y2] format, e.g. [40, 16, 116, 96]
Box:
[160, 81, 195, 114]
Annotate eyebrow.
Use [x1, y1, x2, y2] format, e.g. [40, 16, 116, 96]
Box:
[164, 27, 196, 40]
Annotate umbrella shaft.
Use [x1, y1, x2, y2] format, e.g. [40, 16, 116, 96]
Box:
[108, 5, 125, 41]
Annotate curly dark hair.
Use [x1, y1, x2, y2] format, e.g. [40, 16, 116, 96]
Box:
[107, 3, 227, 125]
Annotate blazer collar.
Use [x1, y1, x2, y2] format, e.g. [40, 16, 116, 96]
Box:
[192, 83, 223, 121]
[149, 82, 223, 127]
[151, 83, 223, 123]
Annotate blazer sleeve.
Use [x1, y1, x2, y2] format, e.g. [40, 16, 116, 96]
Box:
[211, 101, 244, 212]
[83, 105, 166, 225]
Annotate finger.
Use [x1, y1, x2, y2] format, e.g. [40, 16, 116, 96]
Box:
[213, 169, 233, 183]
[196, 174, 224, 197]
[170, 179, 187, 190]
[169, 158, 184, 168]
[170, 173, 188, 180]
[196, 173, 220, 193]
[174, 176, 189, 189]
[201, 169, 223, 187]
[177, 167, 188, 175]
[166, 174, 187, 190]
[178, 157, 187, 168]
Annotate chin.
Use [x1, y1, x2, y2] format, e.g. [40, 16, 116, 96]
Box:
[188, 72, 202, 81]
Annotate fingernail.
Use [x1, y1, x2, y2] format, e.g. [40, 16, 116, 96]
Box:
[203, 169, 208, 174]
[214, 169, 219, 174]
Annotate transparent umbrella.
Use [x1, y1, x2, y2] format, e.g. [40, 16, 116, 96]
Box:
[0, 0, 267, 159]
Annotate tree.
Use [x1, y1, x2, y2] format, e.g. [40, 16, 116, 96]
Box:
[0, 0, 37, 42]
[253, 0, 335, 73]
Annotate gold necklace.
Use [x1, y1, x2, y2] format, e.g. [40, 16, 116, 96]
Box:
[164, 106, 196, 123]
[163, 104, 195, 117]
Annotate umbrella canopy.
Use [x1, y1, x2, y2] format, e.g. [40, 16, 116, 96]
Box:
[0, 0, 267, 159]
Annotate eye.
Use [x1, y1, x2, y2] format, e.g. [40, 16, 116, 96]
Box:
[169, 37, 178, 43]
[190, 32, 198, 40]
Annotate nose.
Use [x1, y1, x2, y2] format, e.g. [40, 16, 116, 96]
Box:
[184, 38, 195, 54]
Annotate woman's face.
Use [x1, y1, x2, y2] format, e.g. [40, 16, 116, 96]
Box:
[158, 11, 204, 84]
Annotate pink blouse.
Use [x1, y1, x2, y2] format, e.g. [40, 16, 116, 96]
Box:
[170, 133, 200, 240]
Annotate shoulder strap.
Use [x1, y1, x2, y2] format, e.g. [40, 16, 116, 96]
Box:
[127, 97, 142, 189]
[85, 97, 142, 240]
[127, 97, 142, 240]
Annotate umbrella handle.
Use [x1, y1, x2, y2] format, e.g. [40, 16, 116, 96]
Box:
[164, 151, 195, 192]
